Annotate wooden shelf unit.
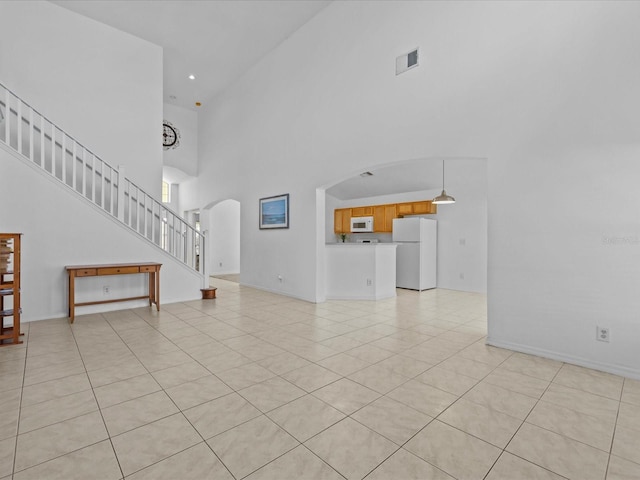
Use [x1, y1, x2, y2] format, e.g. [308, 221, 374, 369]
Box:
[0, 233, 23, 346]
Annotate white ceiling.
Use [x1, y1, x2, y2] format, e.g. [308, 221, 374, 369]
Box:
[49, 1, 470, 199]
[326, 160, 447, 200]
[51, 0, 331, 111]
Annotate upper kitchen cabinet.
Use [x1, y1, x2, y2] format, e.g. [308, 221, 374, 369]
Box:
[373, 204, 397, 232]
[334, 208, 352, 233]
[351, 206, 373, 217]
[414, 201, 437, 214]
[334, 200, 435, 234]
[397, 201, 437, 216]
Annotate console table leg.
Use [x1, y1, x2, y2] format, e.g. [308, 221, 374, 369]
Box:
[148, 272, 153, 307]
[69, 272, 75, 323]
[155, 270, 160, 311]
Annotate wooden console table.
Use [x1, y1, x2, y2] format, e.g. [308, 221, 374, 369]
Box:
[66, 262, 161, 323]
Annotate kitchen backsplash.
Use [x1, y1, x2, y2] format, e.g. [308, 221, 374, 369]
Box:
[339, 232, 393, 243]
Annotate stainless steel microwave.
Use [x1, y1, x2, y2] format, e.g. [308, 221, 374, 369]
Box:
[351, 216, 374, 232]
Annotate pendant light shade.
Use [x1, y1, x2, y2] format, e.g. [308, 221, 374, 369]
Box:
[432, 160, 455, 205]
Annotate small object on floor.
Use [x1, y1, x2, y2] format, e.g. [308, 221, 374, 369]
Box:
[200, 288, 217, 299]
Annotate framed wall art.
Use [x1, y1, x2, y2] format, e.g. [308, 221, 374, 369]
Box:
[259, 194, 289, 229]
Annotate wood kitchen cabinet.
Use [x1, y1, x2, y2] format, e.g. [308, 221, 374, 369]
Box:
[334, 208, 352, 233]
[397, 201, 437, 216]
[351, 206, 373, 217]
[396, 203, 414, 216]
[373, 204, 397, 233]
[413, 201, 437, 214]
[334, 200, 435, 234]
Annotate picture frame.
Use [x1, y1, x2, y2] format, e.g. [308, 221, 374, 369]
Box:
[259, 193, 289, 229]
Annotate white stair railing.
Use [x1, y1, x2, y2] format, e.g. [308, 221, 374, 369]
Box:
[0, 82, 204, 273]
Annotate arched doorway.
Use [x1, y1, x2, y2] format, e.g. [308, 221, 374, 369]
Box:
[203, 199, 241, 282]
[318, 157, 488, 300]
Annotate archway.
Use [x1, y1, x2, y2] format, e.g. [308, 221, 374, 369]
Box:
[202, 199, 241, 282]
[317, 156, 488, 301]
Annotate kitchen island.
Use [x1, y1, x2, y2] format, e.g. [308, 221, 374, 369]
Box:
[325, 243, 397, 300]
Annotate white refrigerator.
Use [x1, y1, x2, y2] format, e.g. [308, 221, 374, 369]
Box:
[392, 217, 437, 290]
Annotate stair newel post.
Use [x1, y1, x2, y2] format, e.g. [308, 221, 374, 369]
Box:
[201, 229, 209, 283]
[28, 107, 34, 162]
[3, 88, 9, 143]
[16, 96, 22, 155]
[40, 114, 45, 168]
[117, 165, 126, 223]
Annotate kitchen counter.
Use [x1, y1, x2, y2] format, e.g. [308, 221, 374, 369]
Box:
[326, 242, 399, 246]
[325, 243, 397, 300]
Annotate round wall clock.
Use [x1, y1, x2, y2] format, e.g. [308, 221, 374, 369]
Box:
[162, 120, 181, 150]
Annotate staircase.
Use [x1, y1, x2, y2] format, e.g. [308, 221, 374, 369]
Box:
[0, 82, 204, 274]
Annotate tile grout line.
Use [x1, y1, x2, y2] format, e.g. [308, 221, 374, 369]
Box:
[14, 286, 633, 480]
[70, 312, 126, 480]
[127, 307, 252, 480]
[129, 304, 303, 480]
[11, 320, 121, 478]
[157, 294, 464, 478]
[603, 376, 626, 479]
[494, 362, 578, 480]
[390, 347, 513, 479]
[107, 308, 231, 478]
[10, 322, 29, 479]
[142, 290, 484, 475]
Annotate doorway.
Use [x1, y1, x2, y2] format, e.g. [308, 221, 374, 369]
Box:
[205, 199, 241, 283]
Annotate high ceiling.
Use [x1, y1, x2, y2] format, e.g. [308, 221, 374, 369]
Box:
[49, 1, 476, 198]
[51, 0, 331, 111]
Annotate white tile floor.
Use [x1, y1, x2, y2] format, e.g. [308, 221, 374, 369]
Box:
[1, 280, 639, 479]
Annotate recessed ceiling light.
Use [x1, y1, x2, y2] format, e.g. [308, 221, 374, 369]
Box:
[188, 74, 196, 80]
[195, 102, 202, 107]
[360, 172, 374, 177]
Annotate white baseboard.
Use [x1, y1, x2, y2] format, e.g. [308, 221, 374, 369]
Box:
[486, 337, 640, 381]
[325, 293, 397, 301]
[240, 282, 317, 304]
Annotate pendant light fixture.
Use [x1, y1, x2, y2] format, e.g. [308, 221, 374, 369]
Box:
[432, 160, 455, 204]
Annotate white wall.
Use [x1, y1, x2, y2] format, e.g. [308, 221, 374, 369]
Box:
[197, 1, 640, 378]
[178, 177, 200, 215]
[326, 159, 488, 293]
[434, 161, 487, 294]
[325, 193, 342, 244]
[162, 103, 199, 216]
[1, 146, 202, 321]
[0, 1, 163, 196]
[163, 103, 198, 178]
[207, 199, 241, 275]
[0, 1, 205, 321]
[163, 183, 180, 216]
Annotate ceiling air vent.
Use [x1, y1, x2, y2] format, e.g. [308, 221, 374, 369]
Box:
[396, 48, 419, 75]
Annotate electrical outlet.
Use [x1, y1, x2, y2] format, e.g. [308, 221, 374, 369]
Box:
[103, 286, 110, 295]
[596, 326, 610, 342]
[459, 273, 465, 280]
[366, 279, 372, 286]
